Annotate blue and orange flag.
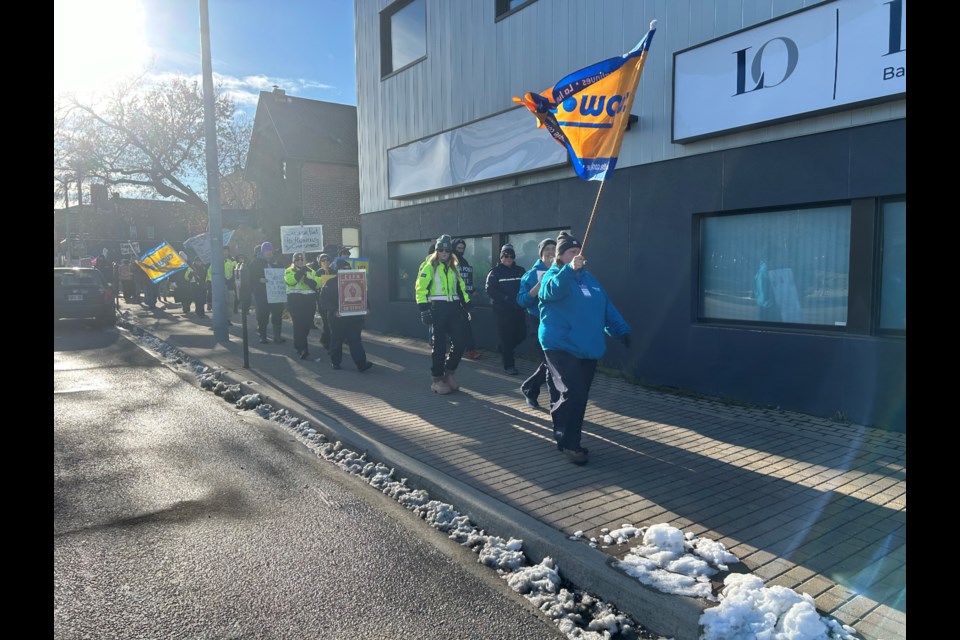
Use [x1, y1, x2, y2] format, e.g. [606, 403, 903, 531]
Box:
[136, 241, 187, 283]
[513, 21, 657, 181]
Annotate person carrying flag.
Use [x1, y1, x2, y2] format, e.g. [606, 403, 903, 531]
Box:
[538, 231, 630, 465]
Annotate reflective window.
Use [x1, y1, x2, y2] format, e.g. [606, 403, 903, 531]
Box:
[495, 0, 537, 19]
[506, 229, 567, 272]
[381, 0, 426, 76]
[700, 205, 851, 326]
[879, 200, 906, 332]
[392, 240, 433, 302]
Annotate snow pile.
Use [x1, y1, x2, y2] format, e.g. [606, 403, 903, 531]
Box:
[700, 574, 858, 640]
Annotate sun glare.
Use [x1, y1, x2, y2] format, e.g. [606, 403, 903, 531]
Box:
[54, 0, 151, 96]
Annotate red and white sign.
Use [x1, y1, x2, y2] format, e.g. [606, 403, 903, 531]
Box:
[337, 270, 368, 316]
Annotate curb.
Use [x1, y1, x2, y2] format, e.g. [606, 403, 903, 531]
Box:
[207, 361, 709, 640]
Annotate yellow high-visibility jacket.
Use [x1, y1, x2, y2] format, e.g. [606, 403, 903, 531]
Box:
[415, 259, 470, 307]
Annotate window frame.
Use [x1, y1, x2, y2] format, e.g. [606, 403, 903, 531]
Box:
[380, 0, 428, 79]
[874, 196, 906, 337]
[695, 201, 854, 333]
[495, 0, 537, 22]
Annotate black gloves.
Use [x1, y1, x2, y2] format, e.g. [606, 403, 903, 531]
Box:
[420, 310, 433, 326]
[619, 334, 631, 348]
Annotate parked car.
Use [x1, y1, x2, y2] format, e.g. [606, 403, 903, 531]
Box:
[54, 267, 115, 327]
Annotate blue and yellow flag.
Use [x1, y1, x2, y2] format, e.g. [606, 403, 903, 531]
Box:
[513, 21, 657, 181]
[136, 241, 187, 283]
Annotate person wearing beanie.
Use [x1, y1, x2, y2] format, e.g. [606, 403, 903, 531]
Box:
[538, 231, 631, 465]
[515, 237, 559, 409]
[452, 238, 481, 360]
[415, 234, 471, 394]
[319, 259, 374, 372]
[484, 244, 528, 375]
[246, 240, 287, 344]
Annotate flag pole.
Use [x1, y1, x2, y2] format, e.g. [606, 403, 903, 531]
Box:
[579, 180, 607, 256]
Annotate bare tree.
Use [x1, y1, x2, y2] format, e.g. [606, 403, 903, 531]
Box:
[55, 74, 252, 209]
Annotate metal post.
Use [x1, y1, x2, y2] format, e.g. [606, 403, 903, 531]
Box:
[200, 0, 228, 341]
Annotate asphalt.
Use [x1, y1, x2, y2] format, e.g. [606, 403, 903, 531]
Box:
[116, 299, 906, 640]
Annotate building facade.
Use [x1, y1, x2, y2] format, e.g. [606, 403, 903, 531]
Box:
[355, 0, 906, 430]
[246, 89, 362, 255]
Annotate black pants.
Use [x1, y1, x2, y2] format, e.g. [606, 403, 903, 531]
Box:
[521, 318, 559, 404]
[254, 292, 284, 336]
[287, 293, 315, 354]
[329, 316, 367, 367]
[544, 350, 597, 451]
[495, 308, 527, 369]
[430, 301, 467, 377]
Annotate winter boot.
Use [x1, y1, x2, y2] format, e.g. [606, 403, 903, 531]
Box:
[258, 331, 268, 344]
[431, 376, 453, 395]
[273, 326, 286, 344]
[443, 370, 459, 392]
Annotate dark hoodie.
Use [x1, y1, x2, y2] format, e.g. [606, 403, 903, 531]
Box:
[452, 239, 474, 294]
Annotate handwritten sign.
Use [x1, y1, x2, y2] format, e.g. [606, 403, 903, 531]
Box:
[337, 270, 368, 316]
[265, 268, 287, 304]
[184, 230, 235, 264]
[280, 225, 324, 254]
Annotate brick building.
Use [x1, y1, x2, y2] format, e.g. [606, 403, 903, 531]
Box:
[246, 88, 360, 256]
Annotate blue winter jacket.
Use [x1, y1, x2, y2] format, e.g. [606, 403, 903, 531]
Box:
[516, 259, 552, 318]
[538, 263, 630, 360]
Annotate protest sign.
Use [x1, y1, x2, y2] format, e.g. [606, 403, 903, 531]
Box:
[265, 268, 287, 304]
[280, 225, 324, 254]
[337, 270, 368, 316]
[184, 230, 235, 264]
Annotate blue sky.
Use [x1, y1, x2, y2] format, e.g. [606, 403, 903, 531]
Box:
[54, 0, 357, 113]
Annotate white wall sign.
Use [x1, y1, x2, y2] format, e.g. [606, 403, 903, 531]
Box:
[388, 106, 568, 199]
[673, 0, 906, 142]
[280, 225, 324, 254]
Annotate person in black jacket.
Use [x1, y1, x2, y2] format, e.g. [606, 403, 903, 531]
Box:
[484, 244, 527, 375]
[319, 259, 373, 372]
[453, 238, 482, 360]
[246, 241, 287, 344]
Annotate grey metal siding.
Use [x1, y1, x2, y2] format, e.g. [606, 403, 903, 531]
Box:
[355, 0, 906, 215]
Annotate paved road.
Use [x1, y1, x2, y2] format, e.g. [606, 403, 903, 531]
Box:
[54, 325, 568, 639]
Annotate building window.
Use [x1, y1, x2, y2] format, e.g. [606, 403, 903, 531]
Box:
[699, 205, 851, 327]
[506, 229, 567, 272]
[381, 0, 426, 77]
[390, 236, 492, 303]
[878, 199, 906, 332]
[146, 226, 155, 240]
[495, 0, 537, 19]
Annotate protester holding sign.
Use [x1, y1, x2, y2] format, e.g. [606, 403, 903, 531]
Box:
[284, 252, 321, 360]
[247, 241, 286, 344]
[319, 259, 373, 372]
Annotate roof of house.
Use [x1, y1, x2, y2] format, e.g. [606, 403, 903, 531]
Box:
[247, 90, 358, 170]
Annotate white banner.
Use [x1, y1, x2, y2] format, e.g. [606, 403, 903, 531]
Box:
[265, 268, 287, 305]
[673, 0, 906, 142]
[280, 225, 324, 254]
[183, 230, 236, 264]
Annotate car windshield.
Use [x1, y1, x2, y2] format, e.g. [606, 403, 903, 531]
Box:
[55, 271, 104, 287]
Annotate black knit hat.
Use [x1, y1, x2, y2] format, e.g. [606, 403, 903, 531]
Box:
[435, 234, 454, 253]
[538, 238, 557, 256]
[500, 243, 516, 258]
[556, 231, 581, 256]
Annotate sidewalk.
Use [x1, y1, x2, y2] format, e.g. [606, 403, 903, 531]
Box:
[121, 301, 905, 640]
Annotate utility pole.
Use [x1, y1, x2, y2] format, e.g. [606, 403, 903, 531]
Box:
[200, 0, 228, 341]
